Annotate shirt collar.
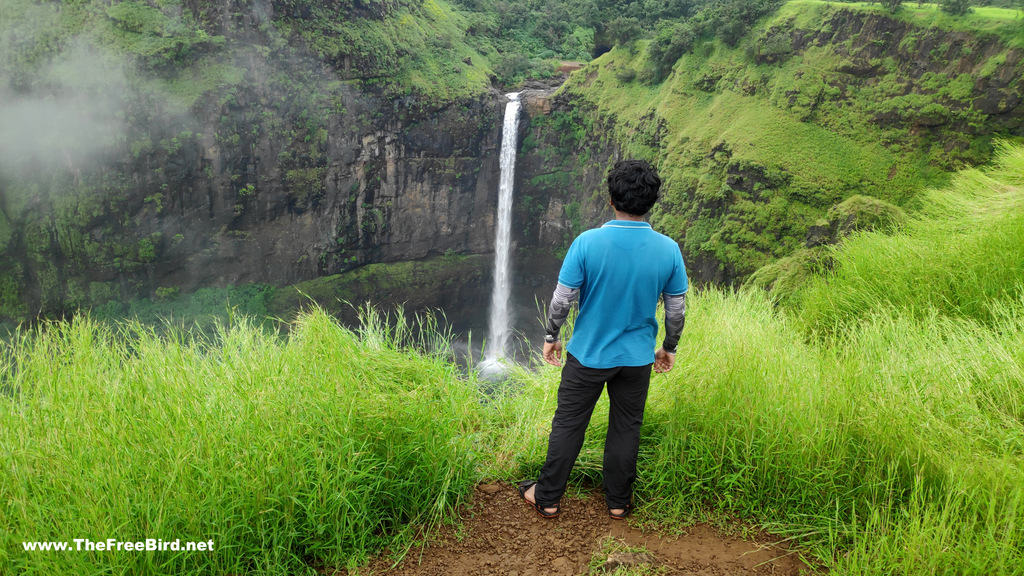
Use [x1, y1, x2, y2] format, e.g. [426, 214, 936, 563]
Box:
[602, 220, 652, 229]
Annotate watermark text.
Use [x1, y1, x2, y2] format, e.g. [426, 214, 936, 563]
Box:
[23, 539, 214, 552]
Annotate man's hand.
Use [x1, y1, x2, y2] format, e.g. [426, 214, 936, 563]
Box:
[543, 340, 563, 367]
[653, 348, 675, 373]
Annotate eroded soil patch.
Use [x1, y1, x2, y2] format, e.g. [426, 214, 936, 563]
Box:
[346, 482, 814, 575]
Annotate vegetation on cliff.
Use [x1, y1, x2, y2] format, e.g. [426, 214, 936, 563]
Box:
[0, 0, 504, 324]
[530, 0, 1024, 283]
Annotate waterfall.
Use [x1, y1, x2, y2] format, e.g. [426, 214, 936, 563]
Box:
[485, 92, 522, 361]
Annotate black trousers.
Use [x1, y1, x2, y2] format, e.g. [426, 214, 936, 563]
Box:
[533, 353, 653, 510]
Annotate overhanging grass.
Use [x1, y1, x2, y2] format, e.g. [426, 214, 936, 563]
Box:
[796, 142, 1024, 334]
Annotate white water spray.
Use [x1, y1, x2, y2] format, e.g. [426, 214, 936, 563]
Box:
[485, 93, 522, 362]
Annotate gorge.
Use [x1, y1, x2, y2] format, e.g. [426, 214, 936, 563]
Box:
[1, 0, 1023, 342]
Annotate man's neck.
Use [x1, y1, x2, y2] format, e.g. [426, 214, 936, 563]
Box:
[613, 208, 646, 222]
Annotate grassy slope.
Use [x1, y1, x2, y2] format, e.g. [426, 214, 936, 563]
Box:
[795, 141, 1024, 333]
[273, 0, 494, 103]
[552, 0, 1024, 280]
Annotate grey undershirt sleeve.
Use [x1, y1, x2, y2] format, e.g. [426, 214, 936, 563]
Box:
[662, 292, 687, 354]
[544, 283, 579, 342]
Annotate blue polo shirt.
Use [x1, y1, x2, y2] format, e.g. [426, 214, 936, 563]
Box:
[558, 220, 688, 369]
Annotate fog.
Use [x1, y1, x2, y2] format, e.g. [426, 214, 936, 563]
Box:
[0, 40, 128, 176]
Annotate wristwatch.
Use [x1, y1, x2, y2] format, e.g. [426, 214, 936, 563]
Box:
[544, 333, 559, 344]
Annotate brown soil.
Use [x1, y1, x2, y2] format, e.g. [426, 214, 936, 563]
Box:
[345, 482, 815, 576]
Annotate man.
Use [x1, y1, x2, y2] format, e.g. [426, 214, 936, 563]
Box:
[518, 159, 687, 520]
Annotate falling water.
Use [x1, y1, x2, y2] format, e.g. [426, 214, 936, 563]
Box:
[485, 93, 522, 362]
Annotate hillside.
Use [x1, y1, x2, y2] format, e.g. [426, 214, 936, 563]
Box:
[518, 0, 1024, 284]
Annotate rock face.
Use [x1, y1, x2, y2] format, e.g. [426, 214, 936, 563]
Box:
[0, 2, 512, 321]
[513, 89, 622, 255]
[149, 85, 506, 292]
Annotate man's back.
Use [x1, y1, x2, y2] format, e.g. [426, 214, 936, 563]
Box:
[559, 220, 687, 369]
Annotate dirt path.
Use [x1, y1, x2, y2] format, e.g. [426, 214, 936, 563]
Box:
[346, 482, 814, 575]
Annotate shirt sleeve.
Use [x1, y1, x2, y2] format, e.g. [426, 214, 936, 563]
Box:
[544, 283, 579, 341]
[662, 292, 686, 354]
[663, 244, 688, 296]
[556, 236, 585, 289]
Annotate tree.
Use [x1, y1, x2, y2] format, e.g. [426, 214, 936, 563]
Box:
[939, 0, 971, 15]
[646, 22, 695, 82]
[606, 16, 642, 48]
[883, 0, 904, 12]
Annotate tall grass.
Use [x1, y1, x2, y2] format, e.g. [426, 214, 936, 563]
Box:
[488, 287, 1024, 574]
[797, 142, 1024, 335]
[0, 308, 482, 574]
[639, 290, 1024, 574]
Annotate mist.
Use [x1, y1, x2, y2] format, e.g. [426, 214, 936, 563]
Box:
[0, 40, 129, 177]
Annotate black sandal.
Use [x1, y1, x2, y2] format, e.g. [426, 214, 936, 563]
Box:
[608, 503, 633, 520]
[517, 481, 560, 519]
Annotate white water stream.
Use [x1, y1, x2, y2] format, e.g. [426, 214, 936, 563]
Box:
[484, 92, 522, 362]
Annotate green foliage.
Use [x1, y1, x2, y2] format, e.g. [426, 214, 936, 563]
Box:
[884, 0, 906, 13]
[492, 52, 532, 84]
[646, 22, 697, 82]
[93, 283, 277, 334]
[154, 286, 180, 301]
[285, 167, 326, 203]
[267, 255, 490, 320]
[137, 236, 158, 263]
[606, 16, 643, 48]
[105, 0, 225, 70]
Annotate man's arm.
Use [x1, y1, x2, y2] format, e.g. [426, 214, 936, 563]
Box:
[543, 283, 579, 366]
[655, 292, 686, 373]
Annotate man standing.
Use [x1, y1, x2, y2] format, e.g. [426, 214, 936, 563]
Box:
[519, 159, 688, 520]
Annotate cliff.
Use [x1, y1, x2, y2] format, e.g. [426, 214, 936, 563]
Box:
[0, 0, 509, 321]
[515, 2, 1024, 285]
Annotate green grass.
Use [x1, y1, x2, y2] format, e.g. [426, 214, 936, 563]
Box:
[3, 143, 1024, 574]
[5, 287, 1024, 574]
[0, 308, 483, 574]
[641, 287, 1024, 575]
[782, 1, 1024, 49]
[795, 141, 1024, 334]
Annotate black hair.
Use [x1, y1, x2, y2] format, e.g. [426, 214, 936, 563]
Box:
[607, 159, 661, 216]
